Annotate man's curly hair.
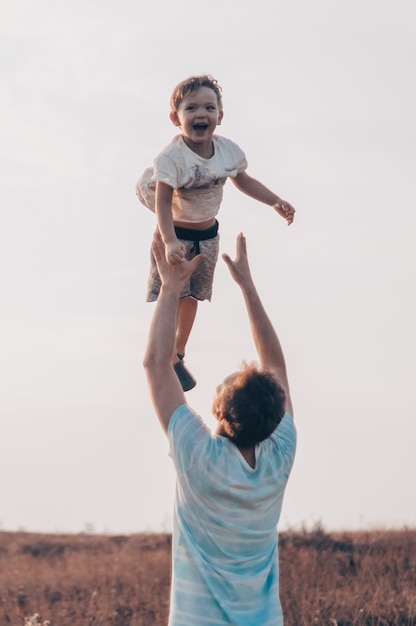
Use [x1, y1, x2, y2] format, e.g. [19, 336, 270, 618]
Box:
[170, 74, 223, 114]
[213, 363, 286, 447]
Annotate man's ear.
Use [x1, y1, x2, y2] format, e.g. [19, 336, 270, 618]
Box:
[170, 111, 181, 127]
[217, 111, 224, 126]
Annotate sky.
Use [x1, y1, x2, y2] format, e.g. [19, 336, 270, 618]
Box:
[1, 0, 415, 535]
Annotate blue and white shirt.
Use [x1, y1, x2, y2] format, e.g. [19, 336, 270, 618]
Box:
[167, 404, 297, 626]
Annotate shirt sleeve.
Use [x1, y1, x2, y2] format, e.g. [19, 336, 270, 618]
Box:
[217, 136, 248, 176]
[270, 412, 297, 474]
[168, 404, 212, 475]
[153, 153, 180, 189]
[236, 147, 248, 174]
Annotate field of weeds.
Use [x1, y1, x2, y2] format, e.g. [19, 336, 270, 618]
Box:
[0, 526, 415, 625]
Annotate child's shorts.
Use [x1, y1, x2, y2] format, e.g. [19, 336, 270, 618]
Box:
[146, 221, 219, 302]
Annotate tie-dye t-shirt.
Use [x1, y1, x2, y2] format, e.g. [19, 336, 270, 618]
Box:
[167, 403, 297, 626]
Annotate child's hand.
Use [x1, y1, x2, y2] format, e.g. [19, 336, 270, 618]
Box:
[153, 231, 205, 287]
[273, 200, 295, 225]
[165, 239, 186, 265]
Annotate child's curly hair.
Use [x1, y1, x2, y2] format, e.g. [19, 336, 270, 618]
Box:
[170, 74, 223, 114]
[212, 363, 286, 447]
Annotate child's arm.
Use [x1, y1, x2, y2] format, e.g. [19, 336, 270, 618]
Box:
[231, 171, 295, 225]
[155, 181, 186, 264]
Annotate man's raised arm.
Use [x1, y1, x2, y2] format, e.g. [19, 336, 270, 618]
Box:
[222, 233, 294, 417]
[143, 231, 205, 433]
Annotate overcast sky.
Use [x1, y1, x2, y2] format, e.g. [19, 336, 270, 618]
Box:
[1, 0, 415, 534]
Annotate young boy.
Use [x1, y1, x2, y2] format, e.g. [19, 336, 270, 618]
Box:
[137, 74, 295, 391]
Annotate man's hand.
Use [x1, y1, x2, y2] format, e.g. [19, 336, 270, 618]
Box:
[273, 199, 295, 225]
[222, 233, 253, 288]
[153, 230, 205, 288]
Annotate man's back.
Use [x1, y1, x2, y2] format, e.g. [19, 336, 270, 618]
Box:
[167, 404, 296, 626]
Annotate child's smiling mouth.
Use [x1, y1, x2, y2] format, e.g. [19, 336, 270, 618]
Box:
[193, 123, 209, 132]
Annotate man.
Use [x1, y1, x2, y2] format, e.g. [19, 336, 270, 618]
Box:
[143, 231, 296, 626]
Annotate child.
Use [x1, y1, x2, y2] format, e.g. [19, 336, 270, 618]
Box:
[136, 74, 295, 391]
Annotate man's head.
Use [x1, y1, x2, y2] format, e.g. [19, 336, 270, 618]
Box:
[170, 74, 223, 117]
[212, 363, 286, 447]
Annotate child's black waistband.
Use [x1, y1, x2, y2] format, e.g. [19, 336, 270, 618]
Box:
[174, 220, 219, 255]
[174, 220, 218, 241]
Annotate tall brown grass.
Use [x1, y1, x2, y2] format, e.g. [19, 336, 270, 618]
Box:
[1, 526, 415, 625]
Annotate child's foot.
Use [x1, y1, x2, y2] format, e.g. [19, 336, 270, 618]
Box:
[173, 354, 196, 391]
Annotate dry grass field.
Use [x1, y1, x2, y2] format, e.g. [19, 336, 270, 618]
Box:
[0, 526, 415, 625]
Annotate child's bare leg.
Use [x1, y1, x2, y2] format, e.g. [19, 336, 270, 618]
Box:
[172, 296, 198, 362]
[172, 297, 198, 391]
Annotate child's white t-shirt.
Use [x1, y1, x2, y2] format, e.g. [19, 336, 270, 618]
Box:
[136, 134, 248, 223]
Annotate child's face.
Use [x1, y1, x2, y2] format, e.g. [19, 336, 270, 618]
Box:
[170, 86, 223, 147]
